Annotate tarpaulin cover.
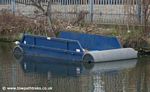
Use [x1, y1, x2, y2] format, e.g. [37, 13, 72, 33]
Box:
[58, 31, 122, 51]
[82, 48, 137, 62]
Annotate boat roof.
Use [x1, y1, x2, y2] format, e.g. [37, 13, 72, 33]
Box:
[58, 31, 122, 51]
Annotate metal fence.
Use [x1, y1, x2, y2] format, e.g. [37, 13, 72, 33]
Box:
[0, 0, 11, 4]
[49, 0, 147, 25]
[0, 0, 149, 25]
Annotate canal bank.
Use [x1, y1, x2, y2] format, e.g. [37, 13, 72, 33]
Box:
[0, 11, 150, 52]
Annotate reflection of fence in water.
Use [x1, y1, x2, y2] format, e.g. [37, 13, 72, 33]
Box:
[0, 62, 92, 92]
[0, 63, 134, 92]
[1, 59, 149, 92]
[92, 71, 129, 92]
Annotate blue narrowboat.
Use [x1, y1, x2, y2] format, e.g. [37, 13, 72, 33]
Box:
[13, 31, 137, 62]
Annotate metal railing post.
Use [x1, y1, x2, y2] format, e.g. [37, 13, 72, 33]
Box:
[89, 0, 94, 22]
[11, 0, 16, 14]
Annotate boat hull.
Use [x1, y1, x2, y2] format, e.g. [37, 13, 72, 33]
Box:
[16, 44, 84, 62]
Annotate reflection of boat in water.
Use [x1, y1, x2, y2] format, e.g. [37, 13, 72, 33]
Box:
[20, 55, 83, 77]
[84, 59, 137, 73]
[86, 59, 137, 92]
[18, 55, 137, 92]
[19, 55, 137, 77]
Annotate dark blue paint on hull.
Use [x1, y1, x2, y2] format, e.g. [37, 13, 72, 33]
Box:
[20, 44, 83, 62]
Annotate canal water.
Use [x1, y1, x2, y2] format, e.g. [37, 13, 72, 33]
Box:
[0, 42, 150, 92]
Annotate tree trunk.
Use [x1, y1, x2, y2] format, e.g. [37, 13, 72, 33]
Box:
[47, 1, 55, 37]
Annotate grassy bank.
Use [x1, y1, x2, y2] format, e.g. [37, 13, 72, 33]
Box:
[0, 11, 150, 50]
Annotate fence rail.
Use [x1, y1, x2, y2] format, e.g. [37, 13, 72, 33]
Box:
[0, 0, 149, 25]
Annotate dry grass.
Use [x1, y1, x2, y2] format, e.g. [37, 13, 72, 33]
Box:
[0, 11, 51, 39]
[0, 11, 149, 48]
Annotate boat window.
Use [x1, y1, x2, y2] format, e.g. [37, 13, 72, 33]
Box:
[35, 37, 67, 50]
[68, 41, 82, 52]
[23, 35, 34, 45]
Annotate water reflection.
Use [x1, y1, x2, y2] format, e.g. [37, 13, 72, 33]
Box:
[19, 55, 138, 77]
[1, 42, 150, 92]
[18, 55, 139, 92]
[20, 55, 83, 77]
[83, 59, 137, 92]
[84, 59, 137, 73]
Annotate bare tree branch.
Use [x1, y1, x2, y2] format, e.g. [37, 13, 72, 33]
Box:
[30, 0, 45, 14]
[16, 0, 55, 36]
[16, 0, 46, 14]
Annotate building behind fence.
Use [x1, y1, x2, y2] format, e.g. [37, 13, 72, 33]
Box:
[0, 0, 149, 25]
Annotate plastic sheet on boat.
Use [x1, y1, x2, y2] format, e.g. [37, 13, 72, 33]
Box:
[58, 31, 122, 51]
[82, 48, 137, 63]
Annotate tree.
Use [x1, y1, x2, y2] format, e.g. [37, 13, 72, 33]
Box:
[16, 0, 55, 36]
[143, 0, 150, 36]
